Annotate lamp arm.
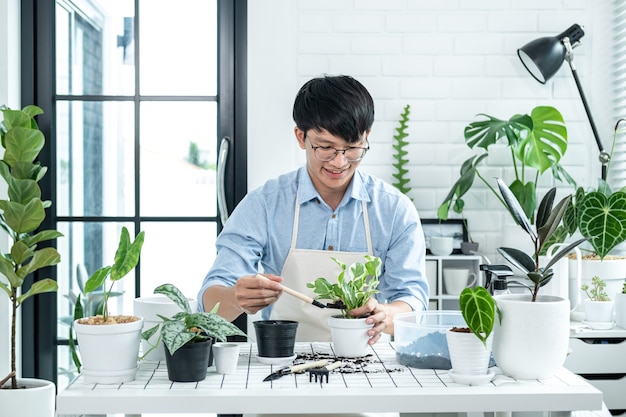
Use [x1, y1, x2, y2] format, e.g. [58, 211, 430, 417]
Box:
[563, 37, 610, 180]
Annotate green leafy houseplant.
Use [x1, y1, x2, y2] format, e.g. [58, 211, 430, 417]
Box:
[438, 106, 576, 225]
[455, 286, 497, 347]
[581, 276, 610, 302]
[495, 178, 586, 301]
[141, 283, 246, 356]
[0, 105, 62, 390]
[306, 255, 381, 319]
[391, 104, 412, 198]
[76, 226, 145, 325]
[559, 119, 626, 260]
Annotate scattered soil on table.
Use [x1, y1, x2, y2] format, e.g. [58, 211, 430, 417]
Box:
[77, 315, 140, 325]
[296, 352, 403, 374]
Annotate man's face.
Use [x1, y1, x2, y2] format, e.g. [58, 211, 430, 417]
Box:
[295, 127, 369, 199]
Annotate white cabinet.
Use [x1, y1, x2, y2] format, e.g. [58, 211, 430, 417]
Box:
[564, 325, 626, 415]
[425, 255, 483, 310]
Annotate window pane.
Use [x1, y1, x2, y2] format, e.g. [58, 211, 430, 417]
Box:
[139, 222, 217, 301]
[140, 101, 217, 217]
[56, 0, 135, 95]
[139, 0, 217, 95]
[56, 100, 136, 216]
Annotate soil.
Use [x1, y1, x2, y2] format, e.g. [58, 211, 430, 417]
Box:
[77, 315, 140, 325]
[449, 326, 472, 333]
[567, 253, 626, 260]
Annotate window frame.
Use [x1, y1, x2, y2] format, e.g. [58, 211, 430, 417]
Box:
[19, 0, 247, 383]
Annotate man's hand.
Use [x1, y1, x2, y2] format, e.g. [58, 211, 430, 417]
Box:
[234, 273, 283, 315]
[349, 299, 412, 345]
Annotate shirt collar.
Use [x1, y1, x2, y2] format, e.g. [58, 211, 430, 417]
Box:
[296, 167, 371, 206]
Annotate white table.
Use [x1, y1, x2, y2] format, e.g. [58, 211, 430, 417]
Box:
[56, 342, 603, 416]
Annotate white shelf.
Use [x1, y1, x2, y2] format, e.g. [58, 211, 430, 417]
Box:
[425, 255, 483, 310]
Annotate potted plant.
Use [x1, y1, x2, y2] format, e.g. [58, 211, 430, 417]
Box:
[306, 255, 381, 358]
[581, 276, 614, 328]
[491, 178, 586, 380]
[0, 105, 62, 417]
[446, 286, 496, 385]
[141, 283, 246, 382]
[73, 226, 145, 384]
[438, 106, 576, 234]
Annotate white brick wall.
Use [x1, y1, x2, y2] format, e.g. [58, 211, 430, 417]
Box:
[248, 0, 614, 265]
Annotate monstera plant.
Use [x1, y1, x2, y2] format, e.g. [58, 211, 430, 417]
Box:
[559, 119, 626, 259]
[438, 106, 577, 225]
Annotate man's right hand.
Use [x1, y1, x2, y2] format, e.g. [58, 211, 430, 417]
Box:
[234, 273, 283, 315]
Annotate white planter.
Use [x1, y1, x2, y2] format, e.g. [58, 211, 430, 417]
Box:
[134, 295, 197, 361]
[616, 293, 626, 329]
[492, 294, 569, 380]
[583, 299, 615, 327]
[446, 329, 493, 375]
[0, 378, 55, 417]
[74, 316, 144, 384]
[328, 316, 372, 358]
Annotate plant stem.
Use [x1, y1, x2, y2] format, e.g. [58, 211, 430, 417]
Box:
[476, 170, 507, 208]
[0, 371, 15, 388]
[10, 287, 17, 389]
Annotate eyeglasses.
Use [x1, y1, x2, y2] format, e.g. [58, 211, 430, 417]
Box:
[307, 139, 370, 162]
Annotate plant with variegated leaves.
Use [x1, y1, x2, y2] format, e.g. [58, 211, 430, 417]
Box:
[141, 283, 246, 356]
[458, 287, 497, 347]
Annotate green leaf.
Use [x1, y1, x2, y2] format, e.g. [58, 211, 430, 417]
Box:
[0, 255, 21, 287]
[16, 247, 61, 277]
[496, 178, 537, 241]
[578, 191, 626, 259]
[154, 283, 191, 313]
[459, 287, 495, 346]
[16, 278, 58, 305]
[497, 247, 534, 274]
[0, 198, 45, 233]
[514, 106, 567, 173]
[83, 266, 112, 294]
[110, 228, 145, 281]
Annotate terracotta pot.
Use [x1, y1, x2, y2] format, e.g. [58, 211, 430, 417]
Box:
[164, 338, 213, 382]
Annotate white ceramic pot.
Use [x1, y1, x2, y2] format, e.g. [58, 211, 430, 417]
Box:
[446, 329, 492, 375]
[328, 316, 372, 358]
[0, 378, 55, 417]
[616, 293, 626, 329]
[492, 294, 569, 380]
[134, 295, 198, 361]
[583, 299, 615, 327]
[74, 316, 144, 384]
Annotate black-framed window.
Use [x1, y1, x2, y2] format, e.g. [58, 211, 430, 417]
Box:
[20, 0, 247, 388]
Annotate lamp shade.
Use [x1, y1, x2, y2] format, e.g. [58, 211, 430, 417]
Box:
[517, 24, 585, 84]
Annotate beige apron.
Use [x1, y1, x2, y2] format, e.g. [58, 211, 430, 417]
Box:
[269, 195, 373, 342]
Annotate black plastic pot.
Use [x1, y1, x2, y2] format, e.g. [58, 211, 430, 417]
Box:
[163, 338, 213, 382]
[253, 320, 298, 358]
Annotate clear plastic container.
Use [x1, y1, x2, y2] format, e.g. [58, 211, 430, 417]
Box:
[393, 310, 465, 369]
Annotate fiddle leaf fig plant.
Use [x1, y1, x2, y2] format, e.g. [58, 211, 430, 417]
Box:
[141, 283, 247, 356]
[495, 178, 586, 301]
[458, 286, 497, 347]
[438, 106, 576, 225]
[307, 255, 381, 319]
[0, 105, 63, 389]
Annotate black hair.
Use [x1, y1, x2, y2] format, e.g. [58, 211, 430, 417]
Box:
[292, 75, 375, 144]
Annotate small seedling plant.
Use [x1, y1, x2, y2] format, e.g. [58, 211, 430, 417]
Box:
[457, 286, 497, 347]
[581, 276, 610, 302]
[306, 255, 381, 319]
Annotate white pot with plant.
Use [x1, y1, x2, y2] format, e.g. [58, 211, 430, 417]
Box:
[446, 287, 496, 385]
[307, 255, 381, 358]
[581, 276, 615, 329]
[73, 227, 145, 384]
[0, 105, 62, 417]
[492, 178, 586, 380]
[615, 282, 626, 329]
[140, 283, 246, 382]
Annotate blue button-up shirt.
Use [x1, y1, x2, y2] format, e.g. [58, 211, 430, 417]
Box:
[198, 166, 429, 318]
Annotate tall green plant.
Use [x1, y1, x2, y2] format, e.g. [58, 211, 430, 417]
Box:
[0, 105, 62, 389]
[438, 106, 576, 224]
[391, 105, 412, 198]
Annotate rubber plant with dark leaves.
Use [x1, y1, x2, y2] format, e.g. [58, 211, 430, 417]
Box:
[141, 283, 247, 357]
[306, 255, 381, 319]
[495, 178, 586, 301]
[0, 105, 62, 389]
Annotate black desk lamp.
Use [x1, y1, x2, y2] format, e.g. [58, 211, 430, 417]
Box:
[517, 23, 610, 180]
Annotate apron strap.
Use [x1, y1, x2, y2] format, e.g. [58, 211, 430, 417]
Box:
[291, 193, 373, 252]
